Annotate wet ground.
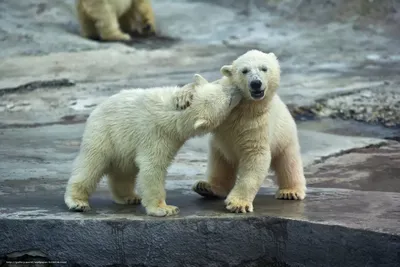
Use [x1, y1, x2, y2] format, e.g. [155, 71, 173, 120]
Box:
[0, 0, 399, 195]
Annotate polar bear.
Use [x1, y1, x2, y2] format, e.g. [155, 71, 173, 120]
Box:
[76, 0, 156, 41]
[191, 50, 307, 213]
[64, 74, 242, 217]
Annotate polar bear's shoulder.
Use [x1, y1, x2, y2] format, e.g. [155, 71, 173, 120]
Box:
[102, 85, 182, 113]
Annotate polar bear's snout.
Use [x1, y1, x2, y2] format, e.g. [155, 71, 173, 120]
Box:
[249, 79, 265, 100]
[250, 80, 262, 90]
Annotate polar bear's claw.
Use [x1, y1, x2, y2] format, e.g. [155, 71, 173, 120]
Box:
[225, 197, 253, 213]
[125, 196, 142, 204]
[192, 181, 219, 199]
[275, 188, 306, 200]
[147, 205, 180, 217]
[68, 201, 91, 212]
[175, 89, 194, 110]
[113, 195, 142, 205]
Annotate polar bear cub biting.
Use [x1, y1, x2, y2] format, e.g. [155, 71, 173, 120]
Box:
[64, 74, 242, 217]
[192, 50, 307, 213]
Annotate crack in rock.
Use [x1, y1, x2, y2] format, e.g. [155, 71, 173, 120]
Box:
[0, 79, 75, 96]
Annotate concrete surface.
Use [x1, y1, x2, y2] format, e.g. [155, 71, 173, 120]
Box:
[0, 123, 387, 184]
[1, 0, 400, 266]
[1, 179, 400, 267]
[306, 141, 400, 192]
[0, 119, 399, 267]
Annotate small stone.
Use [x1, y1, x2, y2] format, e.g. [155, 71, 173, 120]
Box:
[222, 40, 230, 46]
[19, 101, 30, 106]
[366, 54, 380, 61]
[10, 106, 24, 112]
[6, 103, 15, 109]
[84, 103, 97, 108]
[360, 91, 372, 98]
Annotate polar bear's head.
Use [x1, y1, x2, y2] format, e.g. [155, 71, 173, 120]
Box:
[183, 74, 241, 132]
[220, 50, 280, 101]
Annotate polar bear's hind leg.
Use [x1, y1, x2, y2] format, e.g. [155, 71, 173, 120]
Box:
[108, 167, 141, 205]
[272, 145, 306, 200]
[76, 3, 98, 39]
[64, 151, 109, 212]
[83, 0, 131, 41]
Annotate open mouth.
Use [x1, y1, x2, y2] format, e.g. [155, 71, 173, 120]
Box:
[250, 90, 265, 99]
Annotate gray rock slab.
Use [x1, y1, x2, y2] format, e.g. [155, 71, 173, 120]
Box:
[0, 46, 243, 90]
[1, 121, 398, 266]
[0, 178, 399, 267]
[0, 123, 386, 183]
[306, 141, 400, 193]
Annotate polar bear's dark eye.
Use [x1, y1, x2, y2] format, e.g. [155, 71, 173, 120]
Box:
[241, 68, 249, 74]
[261, 66, 268, 72]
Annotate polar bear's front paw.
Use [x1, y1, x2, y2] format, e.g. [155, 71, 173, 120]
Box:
[102, 32, 132, 42]
[65, 198, 91, 212]
[174, 89, 193, 110]
[225, 197, 253, 213]
[275, 188, 306, 200]
[146, 204, 180, 217]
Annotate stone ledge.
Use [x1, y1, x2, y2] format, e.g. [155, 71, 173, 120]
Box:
[1, 180, 399, 267]
[306, 141, 400, 192]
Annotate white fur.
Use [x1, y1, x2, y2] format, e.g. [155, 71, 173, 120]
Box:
[192, 50, 307, 213]
[64, 74, 242, 217]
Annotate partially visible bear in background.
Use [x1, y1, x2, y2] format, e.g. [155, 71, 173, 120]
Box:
[76, 0, 156, 41]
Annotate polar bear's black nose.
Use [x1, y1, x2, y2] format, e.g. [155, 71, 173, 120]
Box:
[250, 80, 262, 90]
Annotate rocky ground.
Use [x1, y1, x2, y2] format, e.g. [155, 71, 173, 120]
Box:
[0, 0, 399, 192]
[296, 80, 400, 128]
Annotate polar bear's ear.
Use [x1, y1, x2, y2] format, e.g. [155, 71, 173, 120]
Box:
[267, 52, 277, 60]
[220, 65, 233, 77]
[194, 119, 210, 130]
[193, 74, 208, 86]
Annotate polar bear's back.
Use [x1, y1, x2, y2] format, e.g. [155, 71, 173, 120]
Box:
[93, 85, 180, 122]
[117, 85, 180, 111]
[81, 85, 181, 158]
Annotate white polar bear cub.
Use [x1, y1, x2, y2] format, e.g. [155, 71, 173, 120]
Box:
[192, 50, 307, 213]
[64, 74, 242, 217]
